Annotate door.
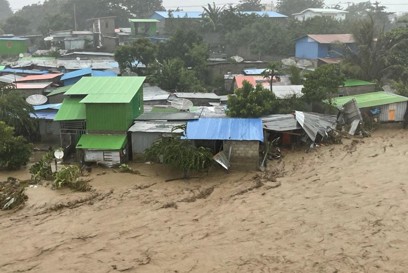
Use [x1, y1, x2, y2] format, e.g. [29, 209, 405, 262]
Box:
[388, 104, 396, 121]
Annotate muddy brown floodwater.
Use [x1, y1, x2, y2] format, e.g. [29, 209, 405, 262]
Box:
[1, 127, 408, 273]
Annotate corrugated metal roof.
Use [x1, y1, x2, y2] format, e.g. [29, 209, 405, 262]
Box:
[15, 73, 62, 82]
[242, 68, 266, 75]
[318, 58, 342, 64]
[293, 8, 348, 15]
[242, 11, 287, 18]
[76, 134, 127, 150]
[1, 68, 48, 75]
[54, 97, 86, 121]
[332, 91, 408, 109]
[33, 103, 61, 111]
[0, 74, 23, 83]
[184, 118, 264, 141]
[154, 11, 202, 19]
[65, 77, 145, 103]
[344, 79, 375, 87]
[174, 92, 220, 100]
[61, 68, 92, 81]
[143, 85, 170, 99]
[0, 37, 28, 41]
[262, 114, 301, 131]
[189, 106, 227, 118]
[128, 121, 185, 133]
[234, 75, 279, 90]
[14, 82, 52, 89]
[273, 85, 304, 99]
[136, 112, 199, 121]
[91, 70, 117, 77]
[0, 66, 5, 70]
[129, 19, 160, 23]
[307, 34, 354, 44]
[295, 111, 337, 142]
[47, 85, 72, 97]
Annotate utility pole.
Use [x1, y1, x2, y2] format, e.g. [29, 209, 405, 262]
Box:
[74, 3, 77, 31]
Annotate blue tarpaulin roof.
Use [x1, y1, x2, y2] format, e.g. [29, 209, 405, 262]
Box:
[1, 68, 48, 75]
[184, 118, 264, 142]
[242, 68, 266, 75]
[33, 103, 61, 111]
[61, 68, 92, 81]
[30, 110, 57, 120]
[92, 70, 117, 77]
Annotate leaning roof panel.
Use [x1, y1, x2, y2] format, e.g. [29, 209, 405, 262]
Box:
[76, 134, 127, 150]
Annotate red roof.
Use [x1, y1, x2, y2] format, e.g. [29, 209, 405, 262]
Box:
[15, 73, 62, 82]
[14, 82, 53, 90]
[307, 34, 354, 44]
[234, 75, 279, 89]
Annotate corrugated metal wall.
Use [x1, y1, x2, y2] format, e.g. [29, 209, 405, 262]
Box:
[295, 37, 319, 59]
[86, 103, 130, 131]
[378, 102, 407, 122]
[131, 132, 162, 155]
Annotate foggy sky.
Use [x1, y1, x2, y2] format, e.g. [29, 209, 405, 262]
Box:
[8, 0, 408, 14]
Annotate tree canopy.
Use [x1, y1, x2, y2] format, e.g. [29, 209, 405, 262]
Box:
[0, 0, 12, 21]
[0, 121, 32, 170]
[115, 38, 157, 73]
[227, 81, 278, 117]
[302, 64, 345, 104]
[236, 0, 263, 11]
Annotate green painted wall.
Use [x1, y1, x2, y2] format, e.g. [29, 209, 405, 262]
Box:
[0, 39, 28, 56]
[85, 86, 143, 132]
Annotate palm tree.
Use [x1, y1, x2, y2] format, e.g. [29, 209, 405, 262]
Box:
[202, 2, 224, 32]
[261, 61, 282, 92]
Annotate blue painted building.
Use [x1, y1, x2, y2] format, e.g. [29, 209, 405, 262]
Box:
[295, 34, 355, 60]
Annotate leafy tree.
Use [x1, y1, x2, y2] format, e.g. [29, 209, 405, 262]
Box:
[2, 15, 30, 35]
[236, 0, 263, 11]
[288, 65, 303, 84]
[227, 81, 277, 117]
[0, 121, 32, 170]
[277, 0, 324, 16]
[262, 62, 283, 92]
[145, 137, 213, 179]
[158, 30, 204, 63]
[37, 13, 73, 35]
[111, 0, 164, 18]
[0, 0, 12, 21]
[115, 38, 157, 74]
[302, 64, 345, 104]
[0, 84, 38, 140]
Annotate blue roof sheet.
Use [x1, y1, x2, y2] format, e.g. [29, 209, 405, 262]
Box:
[92, 70, 118, 77]
[33, 103, 62, 111]
[0, 37, 28, 41]
[30, 110, 57, 120]
[1, 68, 48, 75]
[243, 68, 266, 75]
[154, 11, 203, 19]
[61, 68, 92, 81]
[242, 11, 288, 17]
[184, 118, 264, 142]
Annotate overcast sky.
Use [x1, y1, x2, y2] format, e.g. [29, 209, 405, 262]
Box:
[8, 0, 408, 14]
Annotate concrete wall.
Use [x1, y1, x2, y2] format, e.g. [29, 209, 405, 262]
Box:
[223, 140, 259, 170]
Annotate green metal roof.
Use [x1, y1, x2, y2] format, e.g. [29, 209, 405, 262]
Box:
[129, 19, 160, 23]
[76, 134, 127, 150]
[47, 85, 72, 97]
[65, 77, 145, 103]
[332, 91, 408, 108]
[54, 97, 86, 121]
[344, 79, 375, 87]
[0, 66, 5, 71]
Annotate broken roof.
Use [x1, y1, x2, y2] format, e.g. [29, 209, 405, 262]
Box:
[128, 121, 185, 133]
[295, 111, 337, 142]
[262, 114, 301, 132]
[332, 91, 408, 108]
[184, 118, 264, 142]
